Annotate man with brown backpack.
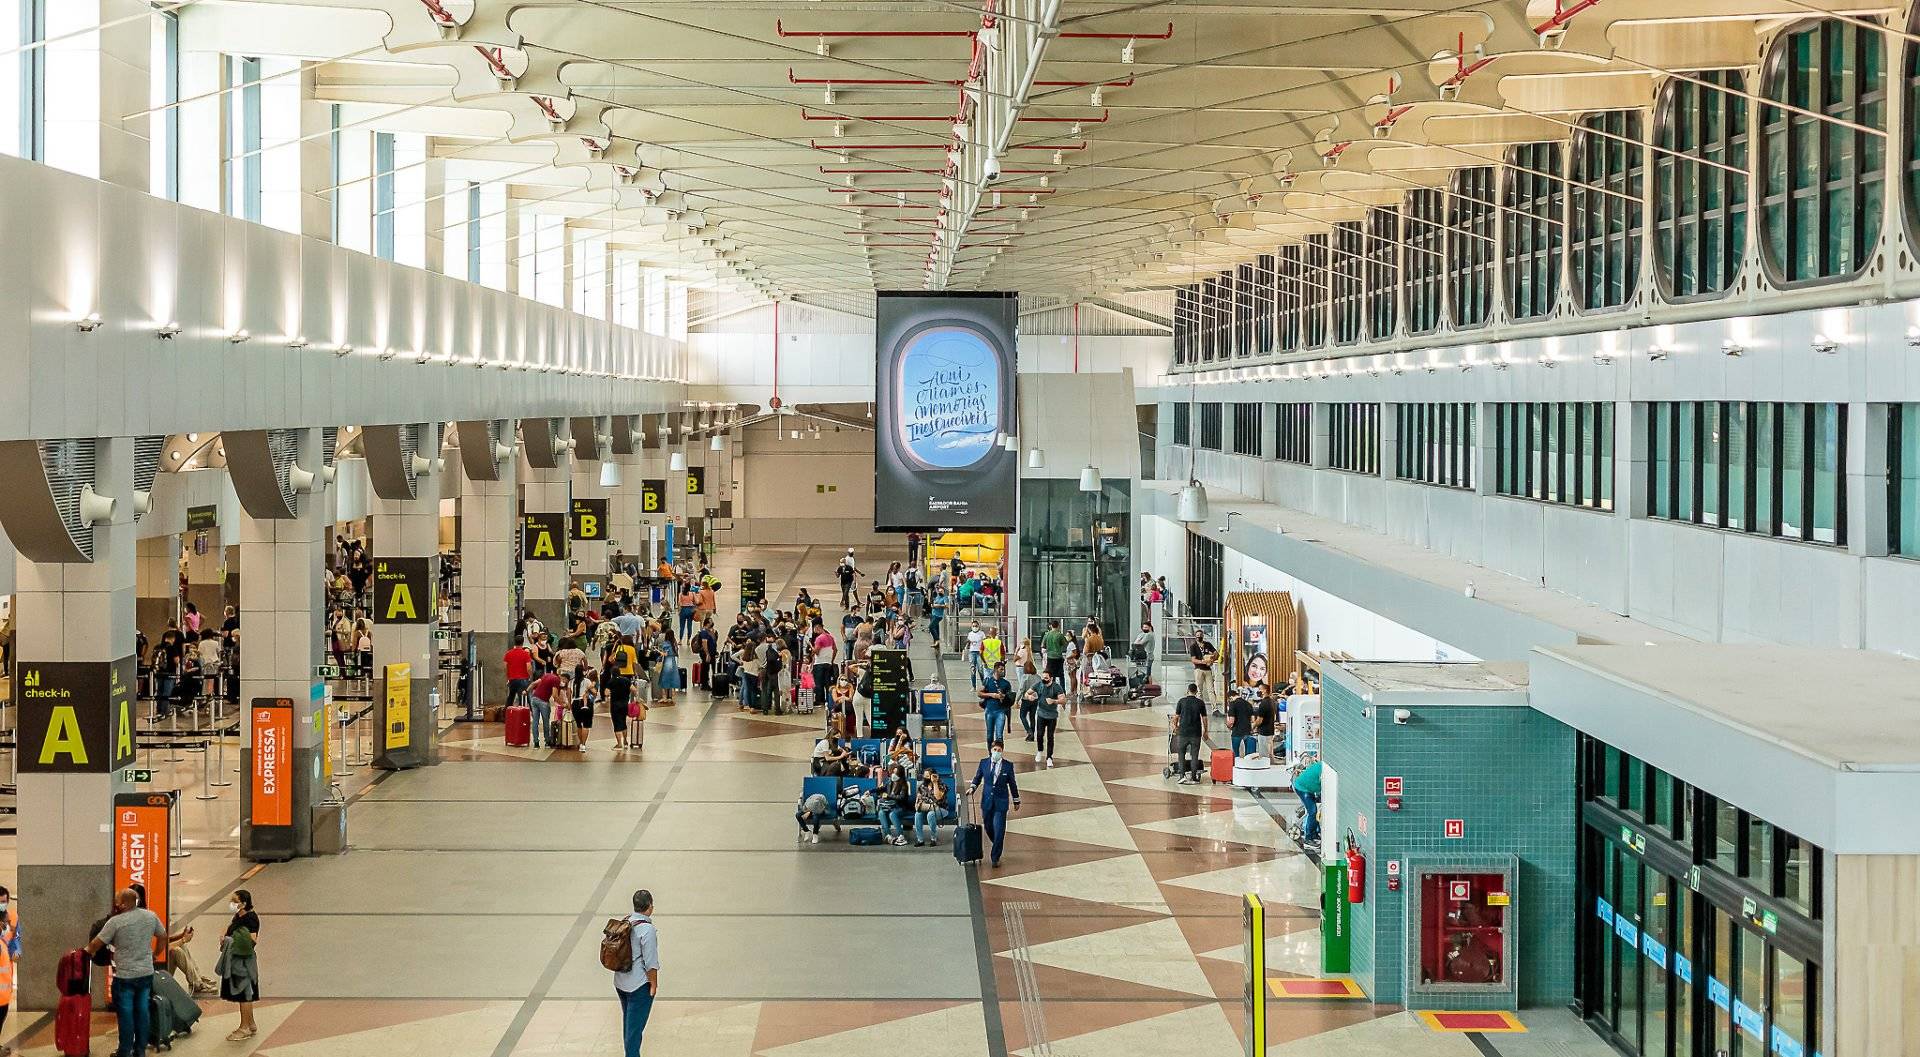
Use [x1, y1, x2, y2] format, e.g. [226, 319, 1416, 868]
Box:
[601, 888, 660, 1056]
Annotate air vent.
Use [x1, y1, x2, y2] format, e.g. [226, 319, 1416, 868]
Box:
[268, 429, 301, 510]
[323, 426, 339, 467]
[132, 436, 163, 522]
[400, 422, 424, 491]
[41, 438, 98, 560]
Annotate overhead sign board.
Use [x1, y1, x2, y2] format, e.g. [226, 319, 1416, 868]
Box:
[372, 556, 433, 624]
[14, 657, 137, 774]
[521, 512, 569, 561]
[571, 498, 608, 540]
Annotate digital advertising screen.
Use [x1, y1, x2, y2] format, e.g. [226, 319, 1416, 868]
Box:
[874, 291, 1018, 532]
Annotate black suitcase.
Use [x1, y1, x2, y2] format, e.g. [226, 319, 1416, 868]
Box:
[953, 822, 983, 864]
[710, 670, 735, 695]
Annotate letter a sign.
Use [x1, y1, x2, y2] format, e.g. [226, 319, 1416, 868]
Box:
[16, 657, 138, 773]
[522, 512, 569, 561]
[373, 557, 433, 625]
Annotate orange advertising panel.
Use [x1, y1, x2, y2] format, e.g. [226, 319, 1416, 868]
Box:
[251, 699, 294, 827]
[114, 791, 172, 963]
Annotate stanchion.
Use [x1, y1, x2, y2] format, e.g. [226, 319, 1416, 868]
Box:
[194, 741, 218, 800]
[1242, 893, 1267, 1057]
[209, 717, 233, 788]
[189, 699, 207, 753]
[164, 711, 185, 763]
[169, 793, 190, 875]
[334, 704, 357, 778]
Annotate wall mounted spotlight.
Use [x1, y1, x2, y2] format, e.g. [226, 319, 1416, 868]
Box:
[287, 335, 309, 349]
[1646, 346, 1670, 361]
[1538, 356, 1556, 369]
[1810, 333, 1838, 354]
[75, 312, 103, 333]
[377, 347, 398, 361]
[227, 329, 250, 344]
[1491, 361, 1508, 371]
[1908, 325, 1920, 348]
[156, 321, 182, 340]
[1721, 339, 1744, 357]
[415, 350, 433, 364]
[334, 343, 353, 358]
[1592, 353, 1613, 366]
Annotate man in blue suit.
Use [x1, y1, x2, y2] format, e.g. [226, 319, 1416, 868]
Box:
[967, 740, 1022, 867]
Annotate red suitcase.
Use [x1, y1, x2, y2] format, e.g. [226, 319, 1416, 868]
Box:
[505, 704, 531, 747]
[692, 661, 704, 687]
[1211, 749, 1235, 783]
[56, 992, 91, 1056]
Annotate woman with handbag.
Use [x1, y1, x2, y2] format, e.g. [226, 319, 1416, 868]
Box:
[216, 889, 262, 1041]
[657, 627, 683, 702]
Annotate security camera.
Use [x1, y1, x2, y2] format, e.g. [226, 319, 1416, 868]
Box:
[1393, 708, 1412, 725]
[983, 156, 1004, 184]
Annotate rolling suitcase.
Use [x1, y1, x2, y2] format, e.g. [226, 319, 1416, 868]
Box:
[153, 969, 203, 1040]
[56, 992, 91, 1057]
[554, 713, 581, 749]
[505, 704, 531, 747]
[953, 791, 984, 864]
[1211, 748, 1235, 783]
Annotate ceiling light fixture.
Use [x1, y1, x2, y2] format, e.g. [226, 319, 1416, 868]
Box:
[335, 343, 353, 358]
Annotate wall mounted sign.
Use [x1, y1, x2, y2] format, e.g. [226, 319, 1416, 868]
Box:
[14, 657, 137, 774]
[873, 291, 1017, 531]
[640, 479, 666, 513]
[570, 498, 608, 540]
[373, 557, 432, 624]
[185, 505, 219, 531]
[1443, 818, 1465, 839]
[521, 512, 568, 561]
[384, 662, 412, 751]
[685, 466, 705, 494]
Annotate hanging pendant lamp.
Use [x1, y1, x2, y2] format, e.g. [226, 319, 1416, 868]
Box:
[1176, 479, 1210, 522]
[1078, 464, 1102, 492]
[710, 433, 726, 451]
[1026, 446, 1045, 469]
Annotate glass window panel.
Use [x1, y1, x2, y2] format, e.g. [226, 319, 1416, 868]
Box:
[1652, 404, 1673, 518]
[1895, 406, 1920, 555]
[1713, 800, 1740, 871]
[1756, 404, 1778, 533]
[1711, 911, 1735, 1057]
[1773, 951, 1809, 1057]
[1735, 928, 1766, 1049]
[1782, 832, 1817, 915]
[1641, 874, 1672, 1057]
[1617, 851, 1643, 1047]
[1744, 815, 1775, 889]
[1678, 403, 1698, 522]
[1727, 403, 1750, 531]
[1781, 404, 1807, 539]
[1703, 403, 1724, 526]
[1812, 403, 1843, 544]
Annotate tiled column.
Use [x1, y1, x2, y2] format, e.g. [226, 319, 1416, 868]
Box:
[370, 428, 444, 769]
[521, 457, 574, 633]
[236, 429, 328, 861]
[1474, 402, 1498, 496]
[1310, 403, 1331, 469]
[14, 437, 136, 1010]
[461, 438, 519, 705]
[135, 533, 180, 649]
[571, 443, 610, 588]
[607, 435, 645, 576]
[44, 1, 150, 189]
[1850, 402, 1889, 557]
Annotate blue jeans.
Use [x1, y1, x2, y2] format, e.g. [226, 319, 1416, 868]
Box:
[531, 697, 552, 746]
[1233, 734, 1259, 757]
[506, 676, 529, 709]
[617, 983, 655, 1057]
[928, 612, 944, 644]
[883, 806, 907, 839]
[914, 809, 940, 843]
[981, 798, 1011, 864]
[984, 707, 1010, 747]
[678, 607, 694, 639]
[114, 971, 155, 1056]
[968, 652, 983, 688]
[1298, 790, 1321, 842]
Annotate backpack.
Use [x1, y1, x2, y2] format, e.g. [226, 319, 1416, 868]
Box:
[600, 917, 636, 972]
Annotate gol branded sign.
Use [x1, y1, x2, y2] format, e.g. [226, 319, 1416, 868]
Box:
[250, 698, 295, 827]
[15, 657, 138, 773]
[372, 556, 433, 624]
[114, 791, 174, 963]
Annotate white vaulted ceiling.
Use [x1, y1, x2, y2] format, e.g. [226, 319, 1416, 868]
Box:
[193, 0, 1906, 301]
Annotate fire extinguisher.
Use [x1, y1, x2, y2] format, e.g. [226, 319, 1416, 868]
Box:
[1345, 835, 1367, 905]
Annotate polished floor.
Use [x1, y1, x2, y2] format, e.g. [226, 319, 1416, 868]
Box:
[2, 545, 1614, 1057]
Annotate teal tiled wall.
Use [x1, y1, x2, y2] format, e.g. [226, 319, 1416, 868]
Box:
[1320, 673, 1578, 1008]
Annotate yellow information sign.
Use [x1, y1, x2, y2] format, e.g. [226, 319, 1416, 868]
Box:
[384, 662, 412, 751]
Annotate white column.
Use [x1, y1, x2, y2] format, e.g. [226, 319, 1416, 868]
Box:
[370, 430, 444, 769]
[459, 445, 519, 706]
[44, 0, 151, 189]
[521, 459, 573, 632]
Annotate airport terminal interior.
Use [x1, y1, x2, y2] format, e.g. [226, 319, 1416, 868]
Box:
[0, 0, 1918, 1054]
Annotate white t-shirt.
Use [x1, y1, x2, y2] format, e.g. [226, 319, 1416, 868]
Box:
[966, 630, 984, 656]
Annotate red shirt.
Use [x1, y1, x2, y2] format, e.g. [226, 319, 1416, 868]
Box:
[530, 672, 566, 703]
[504, 646, 534, 681]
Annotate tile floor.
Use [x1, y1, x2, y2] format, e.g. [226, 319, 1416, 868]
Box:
[1, 544, 1618, 1057]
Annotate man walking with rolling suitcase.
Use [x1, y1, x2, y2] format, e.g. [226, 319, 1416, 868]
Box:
[966, 741, 1021, 868]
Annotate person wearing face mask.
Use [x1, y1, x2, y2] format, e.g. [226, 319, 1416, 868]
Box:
[215, 890, 262, 1041]
[880, 765, 913, 846]
[966, 740, 1022, 867]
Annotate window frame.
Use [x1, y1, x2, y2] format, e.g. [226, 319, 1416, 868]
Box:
[1332, 221, 1365, 344]
[1198, 402, 1224, 452]
[1446, 166, 1496, 329]
[1365, 206, 1399, 341]
[1503, 141, 1564, 321]
[1654, 70, 1750, 302]
[1569, 110, 1646, 312]
[1646, 401, 1848, 546]
[1273, 402, 1312, 465]
[1757, 17, 1888, 287]
[1404, 189, 1444, 335]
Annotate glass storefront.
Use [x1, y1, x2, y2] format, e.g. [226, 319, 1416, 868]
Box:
[1579, 736, 1823, 1057]
[1017, 478, 1130, 636]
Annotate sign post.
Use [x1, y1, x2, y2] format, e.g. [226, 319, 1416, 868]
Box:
[1243, 893, 1268, 1057]
[739, 568, 766, 607]
[244, 698, 296, 860]
[115, 790, 175, 964]
[867, 647, 910, 737]
[384, 662, 413, 752]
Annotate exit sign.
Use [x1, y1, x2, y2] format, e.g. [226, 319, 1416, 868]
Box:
[1443, 818, 1465, 839]
[123, 768, 154, 784]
